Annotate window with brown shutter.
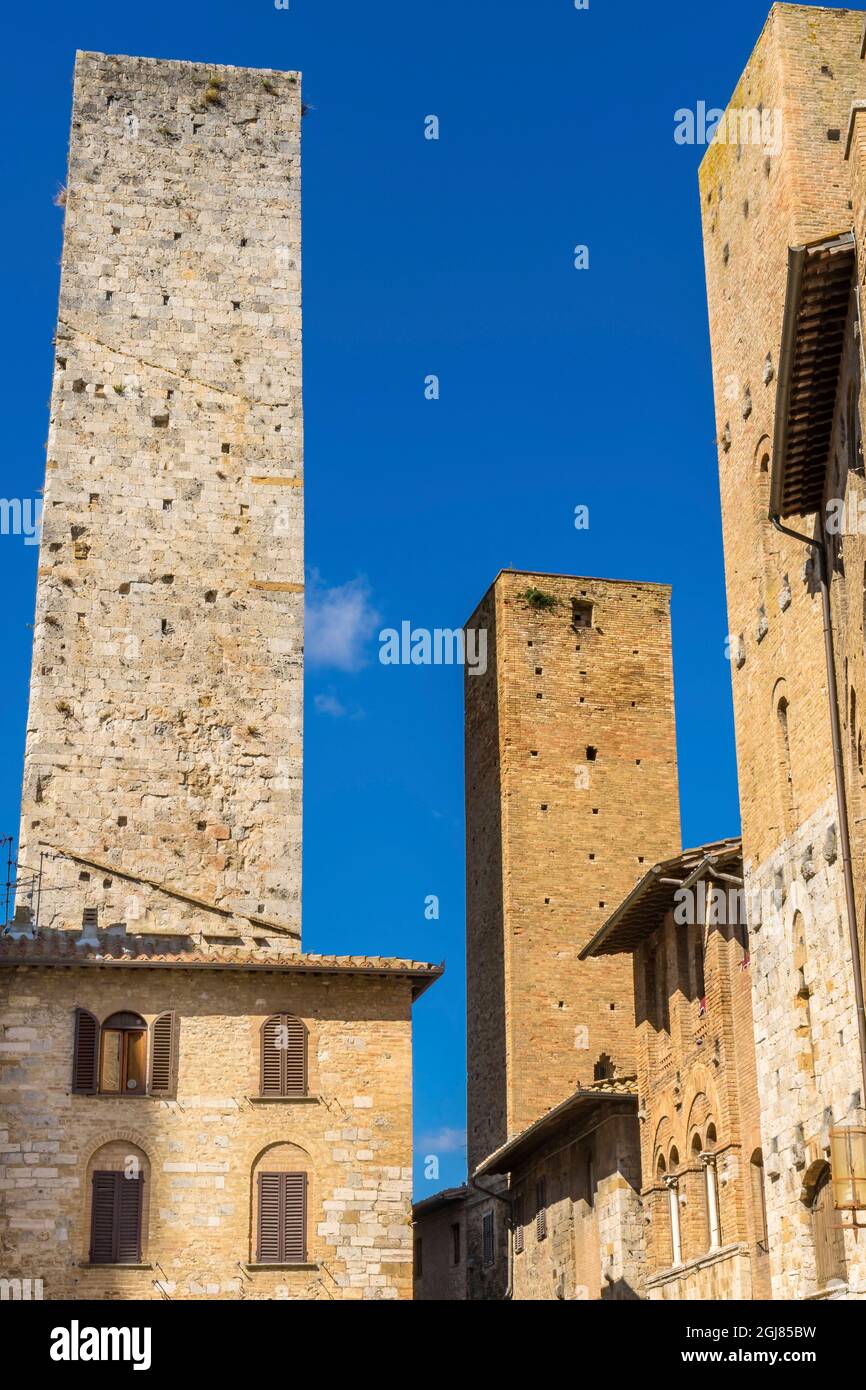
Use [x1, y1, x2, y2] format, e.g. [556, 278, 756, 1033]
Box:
[148, 1011, 178, 1096]
[513, 1193, 525, 1254]
[72, 1008, 99, 1094]
[89, 1171, 143, 1264]
[482, 1210, 494, 1265]
[74, 1009, 181, 1098]
[256, 1171, 307, 1263]
[536, 1178, 547, 1240]
[260, 1014, 307, 1097]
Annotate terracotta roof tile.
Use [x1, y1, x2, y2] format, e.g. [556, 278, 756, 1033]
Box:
[0, 929, 443, 998]
[474, 1077, 638, 1178]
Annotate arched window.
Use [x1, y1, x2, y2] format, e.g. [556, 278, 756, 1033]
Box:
[260, 1014, 308, 1097]
[72, 1008, 178, 1098]
[252, 1143, 311, 1265]
[809, 1163, 847, 1291]
[99, 1012, 147, 1095]
[703, 1124, 721, 1252]
[86, 1141, 149, 1266]
[750, 1149, 769, 1254]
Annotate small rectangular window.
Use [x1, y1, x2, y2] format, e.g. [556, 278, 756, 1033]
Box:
[451, 1221, 460, 1265]
[482, 1210, 495, 1266]
[572, 599, 594, 631]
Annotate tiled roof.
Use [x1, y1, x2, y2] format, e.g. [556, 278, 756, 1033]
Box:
[412, 1185, 469, 1219]
[578, 837, 743, 960]
[474, 1077, 638, 1178]
[581, 1075, 639, 1097]
[0, 929, 443, 999]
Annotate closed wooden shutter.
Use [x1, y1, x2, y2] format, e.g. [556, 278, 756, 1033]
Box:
[256, 1172, 307, 1263]
[72, 1008, 99, 1094]
[282, 1017, 306, 1095]
[256, 1172, 283, 1261]
[261, 1018, 283, 1096]
[89, 1172, 143, 1264]
[116, 1175, 144, 1263]
[482, 1210, 494, 1265]
[283, 1172, 306, 1262]
[149, 1011, 178, 1095]
[260, 1014, 307, 1097]
[89, 1172, 117, 1262]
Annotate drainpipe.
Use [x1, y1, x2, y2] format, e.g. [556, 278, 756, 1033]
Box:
[469, 1175, 513, 1300]
[769, 511, 866, 1113]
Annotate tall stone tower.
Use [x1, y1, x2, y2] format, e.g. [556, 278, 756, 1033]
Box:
[700, 4, 866, 1299]
[464, 570, 681, 1175]
[17, 53, 303, 941]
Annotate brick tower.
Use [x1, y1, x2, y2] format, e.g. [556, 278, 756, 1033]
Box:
[464, 570, 681, 1175]
[17, 53, 303, 941]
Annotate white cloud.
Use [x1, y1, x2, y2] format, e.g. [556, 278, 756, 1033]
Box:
[305, 570, 379, 672]
[415, 1126, 467, 1156]
[314, 692, 347, 718]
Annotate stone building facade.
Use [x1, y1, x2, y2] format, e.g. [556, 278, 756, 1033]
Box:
[0, 50, 441, 1301]
[18, 51, 304, 940]
[701, 3, 866, 1300]
[411, 1186, 468, 1301]
[460, 568, 681, 1297]
[473, 1079, 643, 1302]
[582, 841, 772, 1301]
[0, 932, 439, 1300]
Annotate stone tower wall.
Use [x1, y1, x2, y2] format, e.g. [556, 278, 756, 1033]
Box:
[17, 52, 304, 940]
[700, 4, 866, 1298]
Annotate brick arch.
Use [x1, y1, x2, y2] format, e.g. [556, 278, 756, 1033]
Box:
[240, 1130, 325, 1176]
[79, 1130, 154, 1265]
[81, 1127, 157, 1168]
[250, 1139, 313, 1172]
[652, 1114, 674, 1178]
[753, 433, 772, 472]
[248, 1141, 316, 1265]
[800, 1157, 830, 1206]
[686, 1093, 713, 1152]
[770, 675, 788, 713]
[682, 1064, 723, 1153]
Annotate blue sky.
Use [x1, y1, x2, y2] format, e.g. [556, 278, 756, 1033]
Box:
[0, 0, 805, 1194]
